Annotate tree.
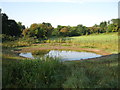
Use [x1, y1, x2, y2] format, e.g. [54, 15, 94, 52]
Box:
[17, 22, 25, 32]
[76, 24, 87, 36]
[67, 26, 77, 36]
[60, 27, 69, 36]
[22, 28, 30, 37]
[2, 13, 22, 36]
[99, 21, 107, 33]
[52, 28, 59, 36]
[2, 13, 8, 35]
[22, 22, 54, 39]
[111, 19, 120, 24]
[7, 20, 21, 36]
[107, 24, 118, 32]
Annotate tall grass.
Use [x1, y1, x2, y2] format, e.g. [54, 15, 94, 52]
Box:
[2, 57, 68, 88]
[63, 54, 118, 88]
[46, 32, 118, 52]
[2, 54, 118, 88]
[2, 32, 119, 88]
[70, 33, 118, 50]
[2, 36, 38, 48]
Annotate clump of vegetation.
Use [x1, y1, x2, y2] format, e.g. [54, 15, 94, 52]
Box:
[2, 57, 68, 88]
[2, 54, 118, 88]
[32, 50, 50, 55]
[63, 54, 118, 88]
[69, 32, 118, 52]
[2, 36, 37, 48]
[46, 32, 118, 53]
[2, 13, 119, 42]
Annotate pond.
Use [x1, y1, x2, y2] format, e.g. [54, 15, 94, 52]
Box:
[19, 50, 102, 61]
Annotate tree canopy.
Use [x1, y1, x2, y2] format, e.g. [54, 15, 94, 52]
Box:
[2, 13, 22, 36]
[2, 12, 119, 40]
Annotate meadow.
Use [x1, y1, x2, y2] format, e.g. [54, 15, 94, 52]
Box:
[46, 32, 118, 53]
[2, 32, 119, 88]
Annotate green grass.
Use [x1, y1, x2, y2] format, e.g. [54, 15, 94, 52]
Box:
[47, 32, 118, 53]
[2, 36, 37, 48]
[63, 54, 118, 88]
[2, 32, 119, 88]
[3, 57, 67, 88]
[3, 32, 118, 53]
[2, 54, 118, 88]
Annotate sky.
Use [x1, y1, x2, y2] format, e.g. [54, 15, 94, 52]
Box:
[0, 0, 119, 28]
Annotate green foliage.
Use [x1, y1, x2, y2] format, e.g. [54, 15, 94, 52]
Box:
[60, 27, 69, 36]
[111, 18, 120, 24]
[52, 24, 88, 37]
[2, 34, 16, 42]
[2, 54, 118, 88]
[107, 23, 118, 33]
[52, 28, 60, 36]
[63, 67, 90, 88]
[17, 22, 25, 32]
[2, 36, 37, 48]
[3, 58, 67, 88]
[46, 32, 118, 53]
[63, 54, 118, 88]
[32, 50, 50, 55]
[2, 12, 119, 39]
[22, 22, 54, 39]
[2, 13, 22, 36]
[99, 21, 107, 33]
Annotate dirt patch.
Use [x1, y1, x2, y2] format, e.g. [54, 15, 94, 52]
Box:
[14, 43, 111, 55]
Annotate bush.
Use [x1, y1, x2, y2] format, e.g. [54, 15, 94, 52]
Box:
[2, 36, 38, 48]
[2, 34, 16, 42]
[3, 58, 67, 88]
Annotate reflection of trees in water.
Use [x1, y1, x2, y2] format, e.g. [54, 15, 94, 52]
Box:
[32, 50, 50, 57]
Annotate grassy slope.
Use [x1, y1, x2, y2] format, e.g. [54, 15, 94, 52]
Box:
[69, 32, 118, 53]
[2, 32, 119, 88]
[2, 54, 118, 88]
[39, 32, 118, 54]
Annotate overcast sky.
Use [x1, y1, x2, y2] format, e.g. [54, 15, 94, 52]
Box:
[0, 0, 119, 28]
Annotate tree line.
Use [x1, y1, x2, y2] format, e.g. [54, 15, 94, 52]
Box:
[2, 13, 119, 41]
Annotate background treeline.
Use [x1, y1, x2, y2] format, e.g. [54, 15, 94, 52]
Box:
[2, 13, 119, 41]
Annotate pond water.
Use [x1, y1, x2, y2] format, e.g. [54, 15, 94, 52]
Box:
[19, 53, 35, 59]
[19, 50, 102, 61]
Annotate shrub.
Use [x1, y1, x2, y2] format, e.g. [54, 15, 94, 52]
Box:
[3, 58, 67, 88]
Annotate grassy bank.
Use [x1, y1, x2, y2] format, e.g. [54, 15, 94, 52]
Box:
[2, 54, 118, 88]
[3, 32, 118, 53]
[2, 32, 119, 88]
[46, 32, 118, 53]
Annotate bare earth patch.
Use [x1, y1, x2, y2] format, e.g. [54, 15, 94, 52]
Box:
[15, 43, 111, 55]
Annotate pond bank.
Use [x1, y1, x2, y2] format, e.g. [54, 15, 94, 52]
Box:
[14, 44, 111, 55]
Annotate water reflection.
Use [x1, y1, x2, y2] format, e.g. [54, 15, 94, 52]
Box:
[19, 53, 34, 59]
[19, 50, 102, 61]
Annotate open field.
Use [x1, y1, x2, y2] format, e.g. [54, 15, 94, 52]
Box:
[11, 32, 118, 54]
[46, 32, 118, 53]
[2, 2, 119, 88]
[2, 32, 119, 88]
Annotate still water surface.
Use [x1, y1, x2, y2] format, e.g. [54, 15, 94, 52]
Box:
[19, 50, 102, 61]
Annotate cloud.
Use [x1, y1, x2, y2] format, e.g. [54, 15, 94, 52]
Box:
[0, 0, 119, 3]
